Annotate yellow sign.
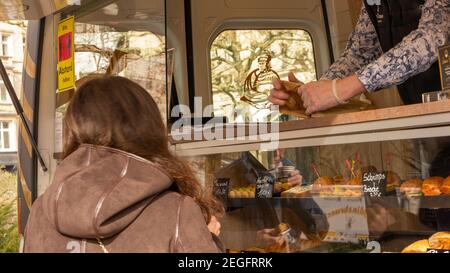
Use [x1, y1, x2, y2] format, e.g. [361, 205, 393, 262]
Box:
[57, 16, 75, 93]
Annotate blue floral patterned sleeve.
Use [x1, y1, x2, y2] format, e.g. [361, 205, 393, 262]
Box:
[322, 0, 450, 92]
[321, 5, 383, 81]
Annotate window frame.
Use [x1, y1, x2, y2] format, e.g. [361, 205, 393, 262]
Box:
[0, 120, 15, 151]
[0, 33, 11, 57]
[204, 18, 331, 110]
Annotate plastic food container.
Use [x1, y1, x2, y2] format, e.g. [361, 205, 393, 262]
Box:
[422, 90, 450, 103]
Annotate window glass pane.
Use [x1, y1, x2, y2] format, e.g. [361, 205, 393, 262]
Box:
[3, 130, 9, 149]
[74, 1, 166, 121]
[2, 121, 9, 129]
[0, 82, 7, 101]
[210, 29, 316, 123]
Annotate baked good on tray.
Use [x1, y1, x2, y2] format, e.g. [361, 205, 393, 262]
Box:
[428, 232, 450, 250]
[281, 185, 312, 198]
[400, 179, 423, 195]
[401, 239, 430, 253]
[441, 176, 450, 195]
[422, 176, 444, 196]
[314, 176, 335, 186]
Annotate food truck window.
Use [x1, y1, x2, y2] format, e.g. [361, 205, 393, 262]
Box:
[210, 29, 316, 122]
[63, 0, 166, 121]
[74, 25, 166, 120]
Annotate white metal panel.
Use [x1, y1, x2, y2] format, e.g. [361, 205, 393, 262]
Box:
[36, 14, 58, 196]
[175, 126, 450, 157]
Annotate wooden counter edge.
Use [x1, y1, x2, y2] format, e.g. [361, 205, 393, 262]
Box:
[169, 101, 450, 145]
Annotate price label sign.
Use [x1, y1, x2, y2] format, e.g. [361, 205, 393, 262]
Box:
[438, 44, 450, 90]
[57, 16, 75, 93]
[213, 178, 230, 200]
[427, 249, 450, 253]
[362, 172, 387, 197]
[255, 172, 274, 198]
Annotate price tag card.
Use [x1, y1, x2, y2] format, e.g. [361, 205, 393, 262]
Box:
[438, 44, 450, 90]
[213, 178, 230, 200]
[427, 249, 450, 253]
[362, 172, 387, 197]
[255, 172, 274, 198]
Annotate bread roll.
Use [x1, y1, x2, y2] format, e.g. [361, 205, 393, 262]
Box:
[342, 177, 362, 196]
[401, 239, 430, 253]
[314, 176, 335, 186]
[346, 177, 362, 186]
[441, 176, 450, 195]
[314, 176, 335, 196]
[400, 179, 423, 194]
[333, 175, 345, 185]
[422, 176, 444, 196]
[428, 232, 450, 250]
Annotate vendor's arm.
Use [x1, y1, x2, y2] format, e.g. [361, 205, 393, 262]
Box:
[321, 5, 383, 80]
[356, 0, 450, 92]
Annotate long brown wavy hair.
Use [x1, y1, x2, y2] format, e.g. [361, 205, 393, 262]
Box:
[63, 76, 224, 223]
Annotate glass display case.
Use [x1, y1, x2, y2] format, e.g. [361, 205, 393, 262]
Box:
[171, 101, 450, 253]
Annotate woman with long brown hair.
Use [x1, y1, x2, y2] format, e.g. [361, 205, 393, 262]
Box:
[23, 76, 224, 253]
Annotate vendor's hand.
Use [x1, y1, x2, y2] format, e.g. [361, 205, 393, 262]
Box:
[274, 170, 302, 193]
[256, 228, 284, 248]
[288, 170, 302, 186]
[299, 75, 366, 114]
[268, 72, 303, 106]
[208, 215, 221, 236]
[298, 80, 339, 115]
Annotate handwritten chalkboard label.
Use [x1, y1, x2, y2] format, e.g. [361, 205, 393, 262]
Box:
[438, 44, 450, 90]
[255, 172, 274, 198]
[427, 248, 450, 253]
[362, 172, 387, 197]
[213, 178, 230, 200]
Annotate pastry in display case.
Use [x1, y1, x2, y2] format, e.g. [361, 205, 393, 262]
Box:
[442, 177, 450, 195]
[422, 177, 445, 196]
[400, 179, 423, 197]
[281, 185, 313, 198]
[228, 185, 256, 199]
[402, 232, 450, 253]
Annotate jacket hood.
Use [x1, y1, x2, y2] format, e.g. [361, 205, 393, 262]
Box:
[41, 144, 173, 239]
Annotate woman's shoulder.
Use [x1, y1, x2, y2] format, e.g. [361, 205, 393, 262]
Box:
[153, 191, 200, 212]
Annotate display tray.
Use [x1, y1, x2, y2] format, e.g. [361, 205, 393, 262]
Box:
[225, 197, 317, 209]
[296, 242, 370, 253]
[225, 196, 450, 209]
